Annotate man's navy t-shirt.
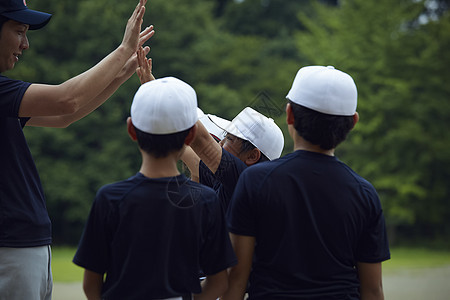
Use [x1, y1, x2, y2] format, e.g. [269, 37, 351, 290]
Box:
[0, 75, 52, 247]
[228, 150, 390, 299]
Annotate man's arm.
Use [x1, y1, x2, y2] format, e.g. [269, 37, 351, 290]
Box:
[82, 269, 103, 300]
[19, 0, 153, 119]
[26, 39, 152, 128]
[221, 233, 255, 300]
[357, 262, 385, 300]
[193, 270, 229, 300]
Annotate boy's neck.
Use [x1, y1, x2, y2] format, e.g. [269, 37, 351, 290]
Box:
[139, 150, 182, 179]
[292, 134, 335, 156]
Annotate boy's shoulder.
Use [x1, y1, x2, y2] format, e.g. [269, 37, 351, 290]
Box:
[96, 173, 218, 206]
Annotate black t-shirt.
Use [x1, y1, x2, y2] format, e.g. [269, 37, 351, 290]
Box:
[228, 150, 391, 299]
[199, 148, 247, 213]
[0, 75, 52, 247]
[73, 173, 237, 299]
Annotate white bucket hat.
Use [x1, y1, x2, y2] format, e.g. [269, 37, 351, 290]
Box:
[131, 77, 198, 134]
[286, 66, 357, 116]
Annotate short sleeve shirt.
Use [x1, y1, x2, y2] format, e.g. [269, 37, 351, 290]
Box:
[228, 150, 390, 299]
[199, 148, 248, 213]
[0, 75, 52, 247]
[73, 173, 237, 299]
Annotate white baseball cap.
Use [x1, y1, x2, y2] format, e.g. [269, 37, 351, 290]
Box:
[216, 107, 284, 160]
[286, 66, 357, 116]
[197, 108, 229, 142]
[131, 77, 198, 134]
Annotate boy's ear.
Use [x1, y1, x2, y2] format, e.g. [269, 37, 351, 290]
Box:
[127, 117, 138, 141]
[286, 103, 295, 125]
[244, 148, 261, 166]
[184, 123, 198, 146]
[351, 112, 359, 129]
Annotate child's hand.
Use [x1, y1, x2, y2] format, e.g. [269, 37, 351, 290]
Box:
[136, 46, 155, 84]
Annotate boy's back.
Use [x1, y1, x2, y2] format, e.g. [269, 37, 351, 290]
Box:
[74, 172, 234, 298]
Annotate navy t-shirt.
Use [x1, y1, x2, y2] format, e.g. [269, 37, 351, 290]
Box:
[0, 75, 52, 247]
[199, 148, 247, 213]
[228, 150, 390, 300]
[73, 173, 237, 299]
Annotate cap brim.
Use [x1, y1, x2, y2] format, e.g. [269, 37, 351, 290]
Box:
[208, 115, 231, 132]
[3, 9, 52, 30]
[210, 116, 251, 143]
[199, 115, 230, 142]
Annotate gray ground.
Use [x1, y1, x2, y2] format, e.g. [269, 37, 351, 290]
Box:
[52, 265, 450, 300]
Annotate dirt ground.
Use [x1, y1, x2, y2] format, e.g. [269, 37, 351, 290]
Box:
[52, 265, 450, 300]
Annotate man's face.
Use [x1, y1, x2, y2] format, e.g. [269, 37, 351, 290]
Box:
[0, 20, 29, 73]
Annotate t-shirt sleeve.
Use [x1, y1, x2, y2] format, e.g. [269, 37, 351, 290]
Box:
[199, 160, 217, 188]
[0, 75, 31, 118]
[199, 191, 237, 275]
[355, 185, 391, 263]
[227, 168, 257, 237]
[73, 188, 115, 274]
[215, 149, 247, 186]
[215, 149, 248, 209]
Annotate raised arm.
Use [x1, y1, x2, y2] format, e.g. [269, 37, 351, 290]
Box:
[357, 262, 385, 300]
[27, 30, 154, 128]
[19, 0, 151, 119]
[187, 121, 223, 174]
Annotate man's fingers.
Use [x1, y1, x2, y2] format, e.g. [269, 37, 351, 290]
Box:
[143, 46, 151, 56]
[136, 5, 146, 22]
[139, 25, 154, 38]
[139, 26, 155, 47]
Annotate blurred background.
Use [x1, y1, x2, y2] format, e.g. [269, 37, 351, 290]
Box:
[6, 0, 450, 250]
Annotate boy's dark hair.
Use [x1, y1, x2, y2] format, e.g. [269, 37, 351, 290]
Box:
[289, 100, 354, 150]
[135, 126, 192, 158]
[238, 137, 270, 163]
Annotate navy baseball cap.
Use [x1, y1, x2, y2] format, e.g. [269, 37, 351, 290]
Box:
[0, 0, 52, 30]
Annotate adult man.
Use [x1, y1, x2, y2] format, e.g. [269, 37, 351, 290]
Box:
[224, 66, 390, 299]
[0, 1, 154, 299]
[73, 77, 236, 299]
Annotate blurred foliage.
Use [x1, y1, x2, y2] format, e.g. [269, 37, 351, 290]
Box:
[4, 0, 449, 245]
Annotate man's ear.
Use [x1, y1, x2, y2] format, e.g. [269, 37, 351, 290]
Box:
[184, 123, 198, 146]
[127, 117, 138, 141]
[244, 148, 261, 166]
[286, 103, 295, 125]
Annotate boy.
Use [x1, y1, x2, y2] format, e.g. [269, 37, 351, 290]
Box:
[184, 107, 285, 212]
[224, 66, 390, 299]
[73, 77, 237, 300]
